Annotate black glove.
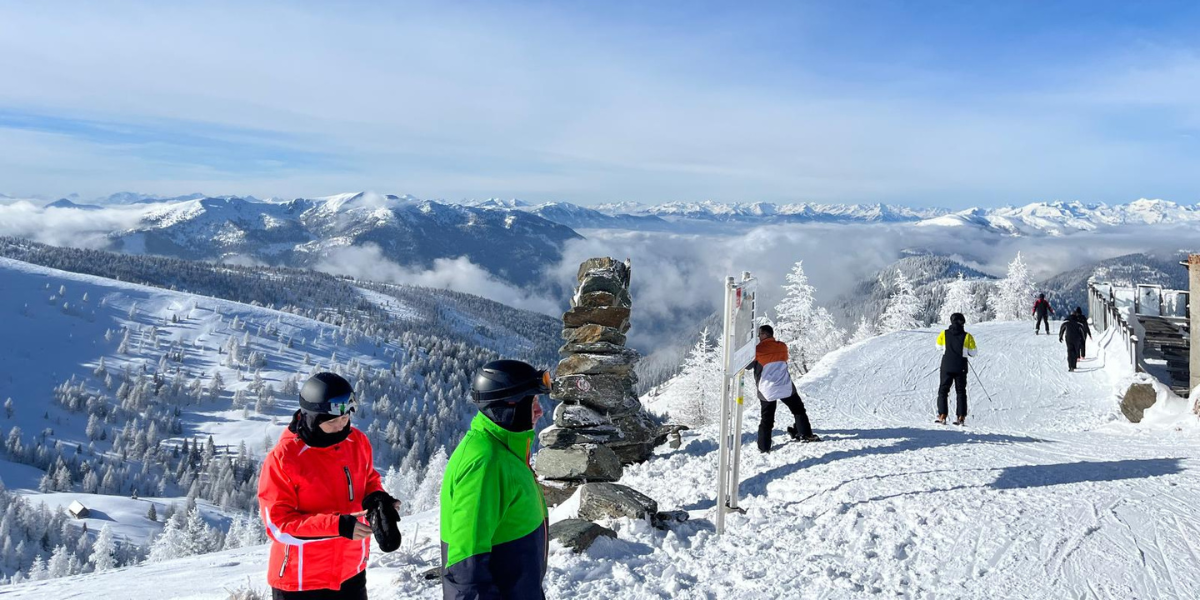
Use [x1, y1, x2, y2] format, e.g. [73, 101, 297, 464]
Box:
[362, 491, 402, 552]
[337, 514, 359, 540]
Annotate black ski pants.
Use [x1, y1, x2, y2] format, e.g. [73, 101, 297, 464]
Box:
[1035, 314, 1051, 334]
[937, 369, 968, 418]
[758, 389, 813, 452]
[274, 571, 366, 600]
[1066, 342, 1081, 370]
[1079, 336, 1087, 358]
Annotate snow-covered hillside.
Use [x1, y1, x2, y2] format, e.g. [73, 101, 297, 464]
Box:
[12, 320, 1199, 598]
[0, 250, 558, 584]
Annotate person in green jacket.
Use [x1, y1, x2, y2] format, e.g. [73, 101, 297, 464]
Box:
[441, 360, 550, 600]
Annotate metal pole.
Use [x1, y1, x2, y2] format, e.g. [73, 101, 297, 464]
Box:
[729, 370, 745, 511]
[969, 367, 994, 403]
[715, 276, 734, 535]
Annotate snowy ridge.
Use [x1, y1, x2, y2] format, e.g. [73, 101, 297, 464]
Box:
[916, 199, 1200, 235]
[92, 193, 583, 285]
[11, 320, 1200, 598]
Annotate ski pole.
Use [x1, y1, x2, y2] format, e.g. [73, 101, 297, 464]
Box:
[970, 367, 994, 403]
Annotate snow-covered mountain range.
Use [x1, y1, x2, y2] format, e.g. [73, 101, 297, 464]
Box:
[99, 192, 581, 286]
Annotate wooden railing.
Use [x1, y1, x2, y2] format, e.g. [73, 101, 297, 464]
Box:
[1088, 282, 1141, 372]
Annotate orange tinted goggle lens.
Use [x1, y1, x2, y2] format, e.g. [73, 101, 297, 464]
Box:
[542, 371, 552, 391]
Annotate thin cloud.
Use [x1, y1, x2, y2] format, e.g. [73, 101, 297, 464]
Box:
[0, 4, 1198, 205]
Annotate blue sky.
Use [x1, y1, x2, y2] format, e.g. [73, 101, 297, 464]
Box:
[1, 1, 1198, 207]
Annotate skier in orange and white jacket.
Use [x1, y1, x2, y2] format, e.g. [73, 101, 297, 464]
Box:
[748, 325, 821, 452]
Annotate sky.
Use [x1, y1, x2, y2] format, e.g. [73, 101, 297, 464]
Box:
[1, 1, 1199, 208]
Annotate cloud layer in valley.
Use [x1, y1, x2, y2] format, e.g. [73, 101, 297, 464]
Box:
[553, 223, 1200, 352]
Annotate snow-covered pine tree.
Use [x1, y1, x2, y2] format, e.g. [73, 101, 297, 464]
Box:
[27, 553, 47, 580]
[383, 465, 420, 516]
[182, 506, 215, 555]
[411, 447, 449, 513]
[46, 544, 70, 578]
[148, 512, 188, 562]
[90, 524, 116, 571]
[939, 273, 985, 325]
[670, 327, 723, 428]
[773, 261, 845, 375]
[849, 316, 876, 344]
[879, 269, 921, 333]
[991, 252, 1036, 321]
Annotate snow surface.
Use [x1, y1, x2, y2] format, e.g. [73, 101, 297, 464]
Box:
[8, 321, 1200, 598]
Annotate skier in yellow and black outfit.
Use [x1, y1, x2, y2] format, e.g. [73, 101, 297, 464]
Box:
[935, 313, 978, 426]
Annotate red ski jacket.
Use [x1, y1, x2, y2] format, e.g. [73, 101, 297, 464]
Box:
[258, 427, 384, 592]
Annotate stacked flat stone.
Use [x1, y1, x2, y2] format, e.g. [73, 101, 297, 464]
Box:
[534, 257, 658, 483]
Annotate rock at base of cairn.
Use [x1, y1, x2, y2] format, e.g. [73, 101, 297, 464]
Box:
[577, 482, 659, 523]
[539, 481, 578, 508]
[549, 519, 616, 553]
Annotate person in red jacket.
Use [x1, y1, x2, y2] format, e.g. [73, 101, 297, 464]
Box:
[1032, 293, 1054, 335]
[258, 372, 400, 599]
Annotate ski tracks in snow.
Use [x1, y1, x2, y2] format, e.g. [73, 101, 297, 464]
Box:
[541, 322, 1200, 599]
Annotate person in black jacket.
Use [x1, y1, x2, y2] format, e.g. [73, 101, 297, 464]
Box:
[1070, 307, 1092, 358]
[1032, 294, 1054, 335]
[1059, 317, 1087, 371]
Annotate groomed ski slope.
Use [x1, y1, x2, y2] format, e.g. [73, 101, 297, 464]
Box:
[8, 321, 1200, 599]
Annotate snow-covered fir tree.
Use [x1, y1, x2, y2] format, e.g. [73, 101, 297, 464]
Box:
[773, 261, 845, 375]
[89, 525, 116, 571]
[879, 269, 922, 333]
[148, 511, 189, 562]
[384, 465, 420, 516]
[991, 252, 1036, 321]
[939, 274, 986, 325]
[411, 446, 449, 513]
[849, 316, 877, 344]
[668, 327, 723, 427]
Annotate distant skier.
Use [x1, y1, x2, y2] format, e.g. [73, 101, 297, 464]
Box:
[750, 324, 821, 452]
[935, 313, 977, 426]
[441, 360, 549, 600]
[1070, 307, 1092, 358]
[1059, 316, 1087, 371]
[1032, 293, 1054, 335]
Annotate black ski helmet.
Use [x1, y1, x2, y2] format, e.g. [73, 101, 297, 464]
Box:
[950, 312, 967, 326]
[1038, 293, 1045, 300]
[471, 360, 550, 431]
[300, 372, 356, 417]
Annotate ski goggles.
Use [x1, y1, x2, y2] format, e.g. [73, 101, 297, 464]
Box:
[311, 392, 356, 417]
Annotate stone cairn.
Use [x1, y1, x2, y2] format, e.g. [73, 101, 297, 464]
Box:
[535, 257, 658, 485]
[536, 258, 686, 552]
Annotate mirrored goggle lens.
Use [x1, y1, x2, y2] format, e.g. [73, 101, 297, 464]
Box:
[541, 371, 552, 392]
[326, 393, 356, 416]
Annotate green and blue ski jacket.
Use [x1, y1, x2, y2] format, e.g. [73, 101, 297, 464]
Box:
[440, 412, 548, 600]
